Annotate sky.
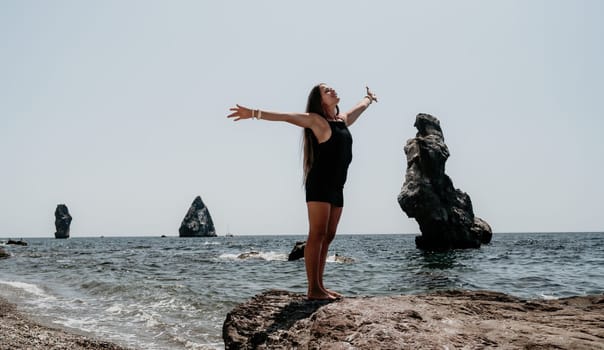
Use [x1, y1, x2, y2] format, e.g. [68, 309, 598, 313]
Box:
[1, 0, 602, 237]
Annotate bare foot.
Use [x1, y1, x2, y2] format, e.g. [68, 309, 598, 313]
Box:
[319, 285, 343, 299]
[307, 290, 337, 301]
[326, 289, 343, 299]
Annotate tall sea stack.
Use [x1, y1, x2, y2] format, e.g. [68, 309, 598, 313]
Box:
[54, 204, 72, 239]
[398, 113, 492, 250]
[179, 196, 217, 237]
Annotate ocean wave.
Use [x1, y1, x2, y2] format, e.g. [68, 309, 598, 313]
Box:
[0, 280, 54, 299]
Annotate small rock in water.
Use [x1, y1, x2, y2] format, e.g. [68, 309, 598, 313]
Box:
[287, 241, 306, 261]
[7, 239, 28, 246]
[334, 253, 354, 264]
[237, 252, 261, 259]
[0, 247, 9, 259]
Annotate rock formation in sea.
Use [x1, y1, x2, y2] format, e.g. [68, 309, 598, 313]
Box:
[179, 196, 217, 237]
[6, 239, 28, 246]
[223, 289, 604, 349]
[54, 204, 72, 239]
[0, 247, 9, 259]
[398, 113, 492, 250]
[288, 241, 306, 261]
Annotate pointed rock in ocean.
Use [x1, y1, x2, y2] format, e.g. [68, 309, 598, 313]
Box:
[54, 204, 72, 239]
[179, 196, 217, 237]
[398, 113, 492, 250]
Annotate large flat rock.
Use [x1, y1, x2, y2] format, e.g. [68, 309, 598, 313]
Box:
[223, 289, 604, 349]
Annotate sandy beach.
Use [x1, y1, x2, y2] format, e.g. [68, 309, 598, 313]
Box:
[0, 297, 130, 350]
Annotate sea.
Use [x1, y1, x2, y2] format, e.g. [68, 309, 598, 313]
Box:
[1, 232, 603, 349]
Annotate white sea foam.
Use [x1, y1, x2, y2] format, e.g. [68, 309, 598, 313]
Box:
[539, 293, 559, 300]
[0, 280, 53, 299]
[221, 252, 346, 262]
[218, 253, 239, 260]
[257, 251, 288, 261]
[59, 316, 96, 333]
[106, 304, 125, 314]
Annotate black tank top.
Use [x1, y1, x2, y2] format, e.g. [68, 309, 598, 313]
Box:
[306, 121, 353, 188]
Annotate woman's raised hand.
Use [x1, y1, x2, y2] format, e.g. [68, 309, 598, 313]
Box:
[366, 86, 378, 103]
[227, 104, 254, 121]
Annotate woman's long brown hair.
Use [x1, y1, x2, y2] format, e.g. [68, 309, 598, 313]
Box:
[302, 84, 339, 182]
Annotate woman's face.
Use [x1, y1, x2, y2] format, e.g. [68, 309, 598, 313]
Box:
[319, 84, 340, 106]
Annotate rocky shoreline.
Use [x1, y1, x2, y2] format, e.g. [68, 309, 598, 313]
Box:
[0, 297, 130, 350]
[224, 289, 604, 349]
[4, 289, 603, 349]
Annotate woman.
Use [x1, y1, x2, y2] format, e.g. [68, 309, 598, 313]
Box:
[228, 84, 377, 300]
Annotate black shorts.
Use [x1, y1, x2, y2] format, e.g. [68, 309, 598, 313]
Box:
[305, 182, 344, 207]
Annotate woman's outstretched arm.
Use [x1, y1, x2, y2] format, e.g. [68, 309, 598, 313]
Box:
[342, 87, 378, 127]
[227, 104, 331, 142]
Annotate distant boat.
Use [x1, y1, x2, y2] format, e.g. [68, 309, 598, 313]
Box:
[225, 225, 234, 237]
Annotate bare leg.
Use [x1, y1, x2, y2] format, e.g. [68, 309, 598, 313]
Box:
[318, 205, 343, 298]
[305, 202, 335, 300]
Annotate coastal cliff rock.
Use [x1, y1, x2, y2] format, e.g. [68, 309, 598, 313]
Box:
[54, 204, 72, 239]
[398, 113, 492, 250]
[223, 289, 604, 350]
[179, 196, 216, 237]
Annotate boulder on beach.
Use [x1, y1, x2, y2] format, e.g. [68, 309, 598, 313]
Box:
[54, 204, 72, 239]
[398, 113, 492, 250]
[287, 241, 306, 261]
[179, 196, 217, 237]
[223, 289, 604, 350]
